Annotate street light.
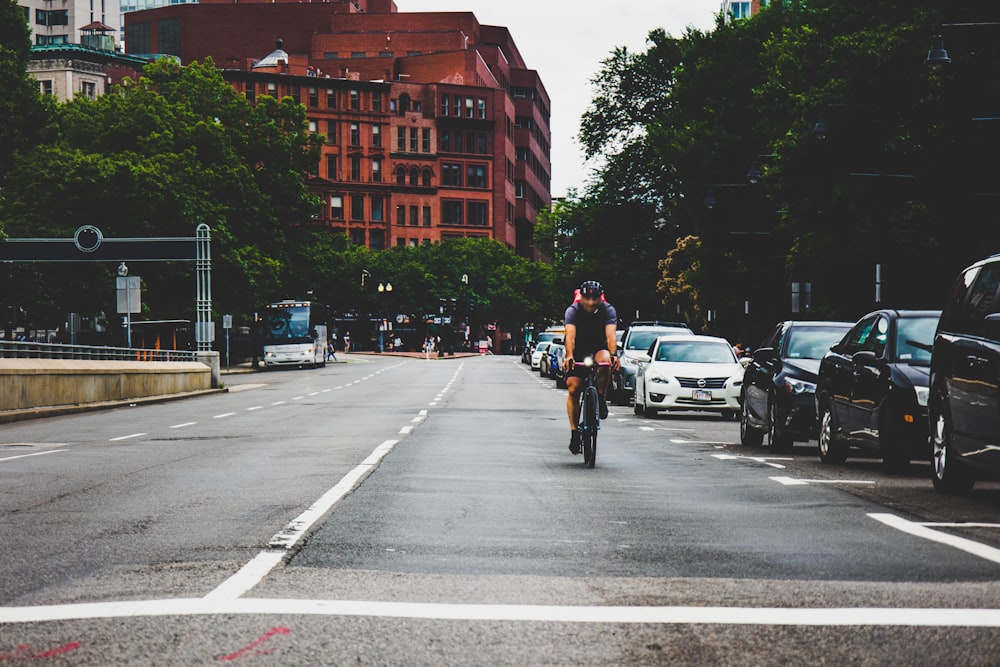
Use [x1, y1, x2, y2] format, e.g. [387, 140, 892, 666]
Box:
[377, 282, 392, 352]
[924, 21, 1000, 70]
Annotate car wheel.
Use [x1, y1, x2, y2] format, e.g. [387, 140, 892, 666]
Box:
[930, 405, 975, 495]
[740, 398, 764, 446]
[768, 399, 794, 453]
[818, 402, 848, 464]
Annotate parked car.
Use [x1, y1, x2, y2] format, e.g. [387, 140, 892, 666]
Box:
[740, 320, 854, 451]
[539, 339, 562, 378]
[549, 341, 568, 388]
[523, 328, 565, 365]
[815, 309, 940, 470]
[530, 341, 552, 371]
[928, 254, 1000, 494]
[613, 320, 693, 405]
[633, 335, 745, 419]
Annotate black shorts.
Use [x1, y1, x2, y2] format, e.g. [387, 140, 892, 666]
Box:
[566, 351, 607, 379]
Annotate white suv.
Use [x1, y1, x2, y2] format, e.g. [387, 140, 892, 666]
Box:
[613, 321, 693, 404]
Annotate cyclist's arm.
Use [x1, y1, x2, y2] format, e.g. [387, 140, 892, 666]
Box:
[563, 324, 577, 369]
[605, 324, 620, 369]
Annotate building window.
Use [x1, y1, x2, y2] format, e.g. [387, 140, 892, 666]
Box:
[440, 130, 450, 152]
[465, 97, 474, 118]
[409, 127, 418, 152]
[422, 128, 431, 152]
[308, 87, 318, 107]
[515, 180, 525, 198]
[308, 120, 318, 134]
[467, 201, 488, 226]
[245, 82, 256, 104]
[397, 127, 405, 151]
[326, 155, 337, 180]
[441, 96, 449, 116]
[331, 195, 344, 219]
[396, 205, 406, 225]
[372, 124, 381, 147]
[267, 82, 277, 97]
[351, 195, 364, 221]
[397, 237, 406, 247]
[465, 132, 475, 154]
[350, 123, 360, 146]
[126, 22, 150, 53]
[422, 169, 432, 187]
[371, 197, 384, 222]
[350, 229, 366, 246]
[370, 230, 385, 251]
[442, 163, 462, 187]
[726, 1, 752, 19]
[323, 52, 338, 60]
[477, 132, 488, 154]
[422, 206, 431, 227]
[327, 120, 338, 145]
[372, 158, 382, 183]
[372, 93, 382, 112]
[81, 81, 97, 100]
[466, 165, 487, 189]
[442, 200, 463, 225]
[409, 205, 418, 227]
[38, 80, 53, 96]
[351, 52, 366, 59]
[327, 88, 336, 108]
[452, 95, 461, 117]
[350, 156, 361, 181]
[453, 131, 463, 153]
[409, 168, 419, 186]
[477, 97, 487, 119]
[350, 89, 360, 110]
[291, 86, 301, 104]
[395, 167, 406, 185]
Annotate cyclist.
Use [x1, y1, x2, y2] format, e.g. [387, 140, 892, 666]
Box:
[561, 280, 620, 455]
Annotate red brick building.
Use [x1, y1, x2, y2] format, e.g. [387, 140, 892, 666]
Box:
[124, 0, 551, 257]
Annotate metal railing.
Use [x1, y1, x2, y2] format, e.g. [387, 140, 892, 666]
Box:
[0, 340, 200, 362]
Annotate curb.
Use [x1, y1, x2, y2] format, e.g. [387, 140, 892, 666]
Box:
[0, 388, 228, 425]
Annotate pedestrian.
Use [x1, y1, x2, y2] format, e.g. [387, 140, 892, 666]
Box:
[344, 331, 351, 353]
[327, 340, 337, 362]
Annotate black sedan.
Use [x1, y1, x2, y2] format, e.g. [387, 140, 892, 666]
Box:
[740, 320, 853, 451]
[814, 309, 940, 470]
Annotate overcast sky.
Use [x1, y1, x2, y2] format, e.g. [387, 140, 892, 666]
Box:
[408, 1, 720, 197]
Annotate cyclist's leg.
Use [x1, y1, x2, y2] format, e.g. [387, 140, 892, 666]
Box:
[566, 375, 583, 429]
[593, 349, 612, 395]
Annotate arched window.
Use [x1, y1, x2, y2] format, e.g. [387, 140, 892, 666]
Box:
[409, 168, 419, 186]
[422, 169, 432, 187]
[395, 167, 406, 185]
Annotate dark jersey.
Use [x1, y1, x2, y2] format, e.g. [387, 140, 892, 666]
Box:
[564, 301, 617, 360]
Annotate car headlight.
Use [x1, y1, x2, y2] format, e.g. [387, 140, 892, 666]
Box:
[914, 386, 929, 407]
[265, 352, 276, 358]
[783, 377, 816, 395]
[646, 373, 669, 384]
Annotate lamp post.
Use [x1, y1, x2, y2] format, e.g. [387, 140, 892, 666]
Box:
[377, 281, 392, 352]
[925, 20, 1000, 70]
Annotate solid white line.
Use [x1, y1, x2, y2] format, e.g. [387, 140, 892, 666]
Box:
[2, 599, 1000, 626]
[869, 513, 1000, 566]
[213, 413, 236, 419]
[109, 433, 146, 442]
[268, 439, 400, 550]
[0, 449, 67, 463]
[922, 523, 1000, 529]
[169, 422, 197, 429]
[203, 551, 285, 601]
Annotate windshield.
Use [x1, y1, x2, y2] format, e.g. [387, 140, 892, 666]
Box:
[264, 306, 311, 344]
[894, 316, 938, 364]
[656, 341, 736, 364]
[627, 329, 689, 351]
[785, 326, 851, 360]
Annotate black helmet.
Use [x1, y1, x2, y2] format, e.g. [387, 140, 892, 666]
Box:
[579, 280, 603, 297]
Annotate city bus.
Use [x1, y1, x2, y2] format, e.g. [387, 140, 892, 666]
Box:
[261, 300, 329, 368]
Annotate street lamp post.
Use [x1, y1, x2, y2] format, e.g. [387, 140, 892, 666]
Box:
[377, 281, 392, 352]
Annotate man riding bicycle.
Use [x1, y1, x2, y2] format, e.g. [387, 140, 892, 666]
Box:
[562, 280, 620, 455]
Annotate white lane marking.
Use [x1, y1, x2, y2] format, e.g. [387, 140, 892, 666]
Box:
[322, 389, 331, 393]
[169, 422, 197, 429]
[0, 449, 67, 463]
[869, 513, 1000, 566]
[204, 551, 285, 602]
[213, 413, 236, 419]
[770, 476, 874, 486]
[922, 523, 1000, 529]
[334, 386, 344, 390]
[272, 401, 286, 406]
[429, 402, 438, 407]
[266, 440, 401, 553]
[418, 410, 428, 416]
[109, 433, 146, 442]
[399, 426, 413, 435]
[640, 427, 656, 432]
[292, 396, 304, 401]
[308, 392, 319, 397]
[410, 416, 424, 423]
[247, 406, 263, 411]
[2, 599, 1000, 627]
[713, 454, 793, 470]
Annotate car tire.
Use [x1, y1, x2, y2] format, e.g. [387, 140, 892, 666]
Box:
[740, 398, 764, 446]
[818, 401, 848, 464]
[930, 404, 975, 495]
[768, 399, 794, 453]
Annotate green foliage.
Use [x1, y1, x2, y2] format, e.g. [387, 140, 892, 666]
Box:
[0, 0, 49, 185]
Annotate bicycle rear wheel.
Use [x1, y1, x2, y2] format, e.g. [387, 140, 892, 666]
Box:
[583, 386, 599, 467]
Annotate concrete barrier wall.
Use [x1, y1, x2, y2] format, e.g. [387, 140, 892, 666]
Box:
[0, 359, 213, 411]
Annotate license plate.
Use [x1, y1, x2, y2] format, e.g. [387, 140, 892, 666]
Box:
[692, 390, 712, 401]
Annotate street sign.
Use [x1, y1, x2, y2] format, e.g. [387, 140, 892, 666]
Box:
[222, 314, 233, 329]
[115, 276, 141, 314]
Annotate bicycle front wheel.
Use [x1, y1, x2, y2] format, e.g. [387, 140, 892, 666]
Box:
[583, 386, 599, 467]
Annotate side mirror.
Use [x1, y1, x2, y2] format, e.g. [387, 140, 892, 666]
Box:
[852, 350, 884, 368]
[752, 347, 775, 364]
[739, 356, 752, 368]
[636, 353, 651, 363]
[553, 337, 564, 345]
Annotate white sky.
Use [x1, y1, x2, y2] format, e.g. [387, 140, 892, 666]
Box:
[407, 1, 720, 197]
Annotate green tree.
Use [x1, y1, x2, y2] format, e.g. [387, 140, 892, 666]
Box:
[0, 0, 49, 185]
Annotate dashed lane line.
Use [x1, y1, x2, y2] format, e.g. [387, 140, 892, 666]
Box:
[0, 449, 67, 463]
[109, 433, 146, 442]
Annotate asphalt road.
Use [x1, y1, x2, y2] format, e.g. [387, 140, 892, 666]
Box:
[1, 354, 998, 665]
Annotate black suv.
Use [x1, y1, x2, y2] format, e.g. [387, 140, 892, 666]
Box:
[815, 309, 940, 470]
[929, 255, 1000, 494]
[740, 320, 853, 451]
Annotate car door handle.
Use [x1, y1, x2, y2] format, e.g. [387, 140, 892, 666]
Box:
[965, 355, 990, 367]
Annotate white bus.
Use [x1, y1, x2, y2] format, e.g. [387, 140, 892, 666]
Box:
[261, 300, 328, 368]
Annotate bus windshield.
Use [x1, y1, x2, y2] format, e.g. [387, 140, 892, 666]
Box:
[264, 306, 312, 344]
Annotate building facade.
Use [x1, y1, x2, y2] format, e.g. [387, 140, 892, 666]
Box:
[721, 0, 770, 20]
[124, 0, 551, 256]
[17, 0, 121, 46]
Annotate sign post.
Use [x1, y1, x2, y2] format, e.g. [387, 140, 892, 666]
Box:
[116, 274, 141, 348]
[222, 313, 233, 371]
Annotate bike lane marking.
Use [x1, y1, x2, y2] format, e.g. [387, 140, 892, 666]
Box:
[869, 513, 1000, 566]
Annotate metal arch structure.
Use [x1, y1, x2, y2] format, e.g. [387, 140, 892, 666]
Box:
[0, 225, 214, 352]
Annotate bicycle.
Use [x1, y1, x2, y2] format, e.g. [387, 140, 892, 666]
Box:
[573, 356, 609, 468]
